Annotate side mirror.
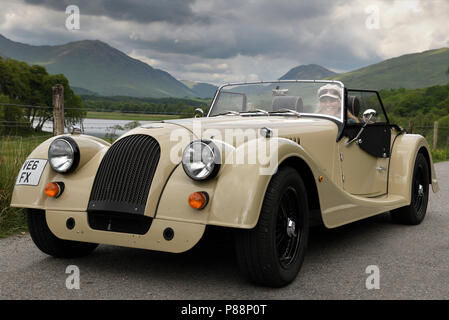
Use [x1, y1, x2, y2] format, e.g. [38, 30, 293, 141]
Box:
[194, 108, 204, 118]
[345, 109, 377, 147]
[70, 125, 82, 135]
[363, 109, 377, 124]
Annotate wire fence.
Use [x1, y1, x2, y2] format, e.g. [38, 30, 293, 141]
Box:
[411, 126, 449, 149]
[1, 103, 449, 148]
[0, 102, 190, 138]
[0, 103, 190, 114]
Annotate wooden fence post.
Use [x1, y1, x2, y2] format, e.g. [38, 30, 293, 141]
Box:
[433, 121, 438, 150]
[52, 84, 64, 136]
[408, 120, 414, 133]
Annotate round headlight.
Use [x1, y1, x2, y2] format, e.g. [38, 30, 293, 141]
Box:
[182, 140, 220, 181]
[48, 137, 80, 173]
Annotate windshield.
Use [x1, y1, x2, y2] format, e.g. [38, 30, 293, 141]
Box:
[208, 81, 344, 121]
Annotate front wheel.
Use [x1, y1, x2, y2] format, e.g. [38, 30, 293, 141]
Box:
[235, 167, 309, 287]
[391, 152, 430, 225]
[27, 209, 98, 258]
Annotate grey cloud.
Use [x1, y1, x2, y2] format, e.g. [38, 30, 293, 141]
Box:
[129, 26, 298, 60]
[24, 0, 208, 25]
[122, 6, 380, 72]
[5, 0, 425, 82]
[206, 0, 342, 23]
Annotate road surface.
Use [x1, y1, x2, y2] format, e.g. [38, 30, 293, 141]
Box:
[1, 162, 448, 299]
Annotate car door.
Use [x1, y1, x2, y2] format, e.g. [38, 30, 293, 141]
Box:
[338, 90, 391, 197]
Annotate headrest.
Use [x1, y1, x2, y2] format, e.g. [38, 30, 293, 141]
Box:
[272, 96, 304, 112]
[347, 95, 360, 117]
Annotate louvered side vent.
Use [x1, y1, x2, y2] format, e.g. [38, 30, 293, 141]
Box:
[288, 136, 301, 144]
[88, 134, 160, 215]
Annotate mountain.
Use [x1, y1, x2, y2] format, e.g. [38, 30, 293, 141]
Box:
[331, 48, 449, 90]
[279, 64, 338, 80]
[0, 34, 196, 98]
[181, 80, 218, 98]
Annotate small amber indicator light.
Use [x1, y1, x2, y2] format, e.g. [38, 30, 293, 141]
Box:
[188, 192, 208, 210]
[319, 176, 323, 182]
[45, 182, 61, 198]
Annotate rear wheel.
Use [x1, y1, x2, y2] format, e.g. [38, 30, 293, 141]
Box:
[235, 167, 309, 287]
[391, 153, 430, 225]
[27, 209, 98, 258]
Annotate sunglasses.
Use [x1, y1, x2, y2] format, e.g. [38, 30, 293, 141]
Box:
[319, 89, 341, 97]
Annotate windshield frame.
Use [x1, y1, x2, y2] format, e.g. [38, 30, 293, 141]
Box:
[207, 80, 345, 122]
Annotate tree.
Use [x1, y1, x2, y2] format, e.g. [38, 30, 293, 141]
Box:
[0, 94, 29, 135]
[124, 120, 141, 130]
[0, 57, 84, 133]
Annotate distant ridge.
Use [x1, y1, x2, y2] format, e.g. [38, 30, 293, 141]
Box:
[279, 64, 338, 80]
[181, 80, 218, 98]
[331, 48, 449, 90]
[72, 86, 99, 96]
[1, 33, 448, 96]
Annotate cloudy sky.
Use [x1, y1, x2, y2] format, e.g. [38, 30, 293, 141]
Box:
[0, 0, 448, 84]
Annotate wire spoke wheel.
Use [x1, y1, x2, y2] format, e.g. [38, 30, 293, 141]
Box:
[412, 163, 426, 215]
[391, 152, 430, 225]
[276, 187, 302, 268]
[234, 167, 309, 287]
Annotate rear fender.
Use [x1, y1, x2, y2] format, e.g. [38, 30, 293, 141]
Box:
[389, 134, 439, 203]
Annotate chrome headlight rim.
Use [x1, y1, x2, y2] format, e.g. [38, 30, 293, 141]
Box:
[182, 139, 221, 181]
[48, 136, 80, 174]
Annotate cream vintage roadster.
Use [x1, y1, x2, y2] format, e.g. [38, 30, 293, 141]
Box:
[11, 80, 439, 287]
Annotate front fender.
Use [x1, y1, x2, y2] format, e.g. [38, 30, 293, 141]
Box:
[10, 134, 110, 210]
[156, 137, 324, 229]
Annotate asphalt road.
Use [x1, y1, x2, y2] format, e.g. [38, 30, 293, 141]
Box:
[1, 162, 448, 300]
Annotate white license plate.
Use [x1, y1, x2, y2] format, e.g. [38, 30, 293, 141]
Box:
[16, 159, 48, 186]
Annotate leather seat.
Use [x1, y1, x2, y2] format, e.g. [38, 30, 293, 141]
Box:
[347, 95, 360, 117]
[272, 96, 304, 112]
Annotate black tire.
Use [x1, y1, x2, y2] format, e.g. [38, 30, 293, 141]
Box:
[391, 152, 430, 225]
[27, 209, 98, 258]
[234, 167, 309, 287]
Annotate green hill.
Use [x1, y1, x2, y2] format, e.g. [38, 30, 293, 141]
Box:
[331, 48, 449, 90]
[0, 34, 196, 98]
[279, 64, 338, 80]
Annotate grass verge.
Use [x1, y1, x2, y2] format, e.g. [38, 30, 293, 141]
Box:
[0, 135, 52, 238]
[431, 147, 449, 163]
